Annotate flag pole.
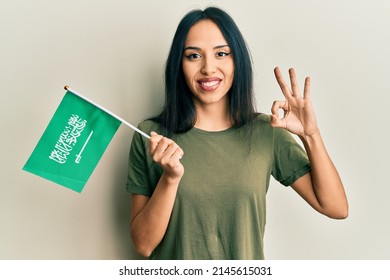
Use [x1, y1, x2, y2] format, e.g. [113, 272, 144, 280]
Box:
[64, 86, 150, 139]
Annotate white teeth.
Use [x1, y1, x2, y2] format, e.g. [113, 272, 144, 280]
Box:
[202, 81, 219, 87]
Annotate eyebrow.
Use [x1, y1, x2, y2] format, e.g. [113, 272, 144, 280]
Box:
[183, 44, 230, 51]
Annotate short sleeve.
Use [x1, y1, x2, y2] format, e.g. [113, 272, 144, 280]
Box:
[126, 127, 153, 196]
[271, 128, 311, 186]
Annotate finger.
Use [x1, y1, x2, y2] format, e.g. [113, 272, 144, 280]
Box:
[149, 132, 163, 154]
[177, 149, 184, 160]
[270, 113, 287, 128]
[161, 145, 184, 168]
[155, 137, 174, 154]
[271, 100, 288, 115]
[274, 67, 293, 99]
[289, 68, 301, 97]
[163, 142, 180, 159]
[150, 136, 173, 162]
[173, 148, 184, 161]
[270, 100, 288, 128]
[303, 76, 311, 99]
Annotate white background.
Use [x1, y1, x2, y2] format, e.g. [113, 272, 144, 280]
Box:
[1, 0, 389, 259]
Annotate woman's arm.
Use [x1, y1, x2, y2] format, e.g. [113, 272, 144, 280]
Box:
[130, 132, 184, 257]
[292, 131, 348, 219]
[270, 67, 348, 219]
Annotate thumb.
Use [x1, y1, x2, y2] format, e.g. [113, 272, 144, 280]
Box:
[270, 114, 284, 128]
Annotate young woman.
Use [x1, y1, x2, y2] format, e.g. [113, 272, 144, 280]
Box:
[126, 7, 348, 260]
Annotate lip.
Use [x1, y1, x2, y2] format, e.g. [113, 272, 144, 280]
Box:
[197, 77, 222, 92]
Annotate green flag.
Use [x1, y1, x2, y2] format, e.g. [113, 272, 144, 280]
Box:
[23, 91, 122, 193]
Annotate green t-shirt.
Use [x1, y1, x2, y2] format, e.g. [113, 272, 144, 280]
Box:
[126, 114, 310, 259]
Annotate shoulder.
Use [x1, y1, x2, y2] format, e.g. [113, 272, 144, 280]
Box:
[249, 113, 272, 133]
[130, 119, 163, 149]
[254, 113, 271, 124]
[138, 119, 164, 135]
[249, 113, 294, 142]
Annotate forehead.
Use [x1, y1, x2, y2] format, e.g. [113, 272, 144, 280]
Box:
[184, 19, 228, 47]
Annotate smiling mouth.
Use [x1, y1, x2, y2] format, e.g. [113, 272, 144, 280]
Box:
[197, 78, 222, 91]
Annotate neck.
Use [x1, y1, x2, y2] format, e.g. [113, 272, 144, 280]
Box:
[194, 103, 232, 131]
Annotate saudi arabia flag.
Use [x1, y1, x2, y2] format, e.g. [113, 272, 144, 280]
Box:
[23, 90, 122, 193]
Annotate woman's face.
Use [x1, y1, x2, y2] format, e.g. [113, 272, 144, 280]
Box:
[182, 19, 234, 109]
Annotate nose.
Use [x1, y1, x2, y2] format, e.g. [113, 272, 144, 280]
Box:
[201, 55, 217, 75]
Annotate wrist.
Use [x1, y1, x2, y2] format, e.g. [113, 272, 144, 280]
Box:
[299, 128, 322, 147]
[160, 172, 183, 186]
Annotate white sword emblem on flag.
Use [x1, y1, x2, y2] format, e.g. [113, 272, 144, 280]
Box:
[75, 130, 94, 164]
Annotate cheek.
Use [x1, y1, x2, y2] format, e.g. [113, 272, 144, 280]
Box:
[224, 60, 235, 81]
[229, 61, 235, 78]
[182, 63, 197, 84]
[182, 72, 192, 90]
[227, 67, 234, 85]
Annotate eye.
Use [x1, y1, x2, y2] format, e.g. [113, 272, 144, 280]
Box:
[184, 53, 201, 60]
[216, 51, 230, 57]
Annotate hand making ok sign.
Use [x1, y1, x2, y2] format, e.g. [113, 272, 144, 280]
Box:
[270, 67, 319, 138]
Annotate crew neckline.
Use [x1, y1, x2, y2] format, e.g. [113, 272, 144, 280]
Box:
[188, 125, 237, 137]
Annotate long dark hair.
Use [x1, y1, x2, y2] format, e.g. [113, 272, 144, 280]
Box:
[151, 7, 256, 135]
